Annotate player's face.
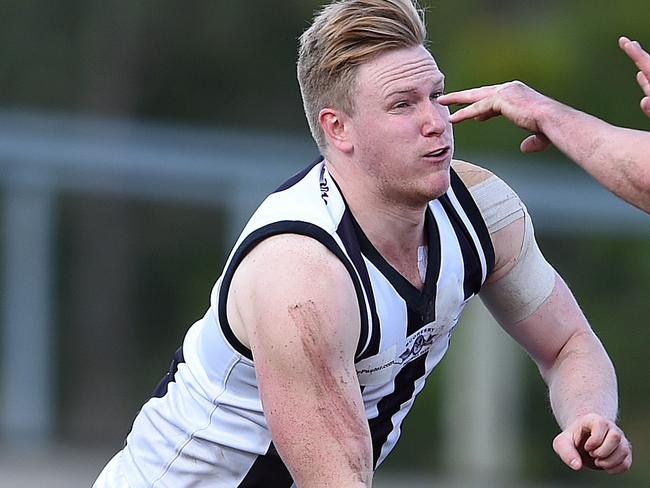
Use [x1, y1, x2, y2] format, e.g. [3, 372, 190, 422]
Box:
[348, 45, 453, 206]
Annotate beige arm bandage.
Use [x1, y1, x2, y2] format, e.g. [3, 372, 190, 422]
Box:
[471, 175, 556, 325]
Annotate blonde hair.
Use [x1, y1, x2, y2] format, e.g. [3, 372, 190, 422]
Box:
[297, 0, 427, 149]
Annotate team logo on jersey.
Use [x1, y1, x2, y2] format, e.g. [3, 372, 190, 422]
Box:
[396, 326, 441, 365]
[319, 166, 330, 204]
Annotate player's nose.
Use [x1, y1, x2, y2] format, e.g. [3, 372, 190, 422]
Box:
[421, 100, 449, 137]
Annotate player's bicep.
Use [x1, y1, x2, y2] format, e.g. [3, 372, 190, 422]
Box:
[466, 172, 592, 373]
[459, 165, 575, 367]
[457, 161, 555, 325]
[231, 234, 372, 486]
[479, 207, 556, 326]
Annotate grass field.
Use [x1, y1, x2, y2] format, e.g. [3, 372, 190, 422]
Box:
[0, 443, 591, 488]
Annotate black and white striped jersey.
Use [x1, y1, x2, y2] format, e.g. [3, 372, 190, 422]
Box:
[116, 158, 494, 487]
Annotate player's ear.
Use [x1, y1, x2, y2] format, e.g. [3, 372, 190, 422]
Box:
[319, 108, 353, 153]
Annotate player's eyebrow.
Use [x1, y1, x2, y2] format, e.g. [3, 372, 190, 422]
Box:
[384, 77, 446, 99]
[385, 88, 419, 98]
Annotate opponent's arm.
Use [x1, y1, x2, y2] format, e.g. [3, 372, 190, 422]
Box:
[619, 36, 650, 117]
[229, 234, 372, 488]
[455, 162, 632, 474]
[439, 82, 650, 213]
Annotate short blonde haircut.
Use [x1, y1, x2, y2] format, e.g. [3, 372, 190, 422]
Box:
[298, 0, 427, 149]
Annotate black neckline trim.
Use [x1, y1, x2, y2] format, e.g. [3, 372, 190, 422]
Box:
[348, 206, 441, 320]
[324, 168, 441, 320]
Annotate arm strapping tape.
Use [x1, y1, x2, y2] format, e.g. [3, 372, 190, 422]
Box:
[471, 175, 556, 325]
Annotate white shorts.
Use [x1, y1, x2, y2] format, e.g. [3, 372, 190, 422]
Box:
[93, 451, 130, 488]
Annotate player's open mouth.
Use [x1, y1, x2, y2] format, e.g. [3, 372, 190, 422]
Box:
[424, 147, 450, 158]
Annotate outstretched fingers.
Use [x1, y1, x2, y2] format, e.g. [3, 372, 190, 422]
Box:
[438, 85, 506, 123]
[635, 70, 650, 116]
[641, 97, 650, 117]
[620, 36, 650, 118]
[637, 70, 650, 96]
[619, 36, 650, 77]
[438, 85, 501, 106]
[447, 98, 501, 123]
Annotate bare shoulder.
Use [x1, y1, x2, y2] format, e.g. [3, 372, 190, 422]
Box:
[228, 233, 360, 349]
[236, 233, 350, 288]
[229, 236, 371, 486]
[451, 159, 495, 188]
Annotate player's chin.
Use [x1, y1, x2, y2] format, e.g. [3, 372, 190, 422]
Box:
[417, 181, 449, 203]
[425, 169, 451, 198]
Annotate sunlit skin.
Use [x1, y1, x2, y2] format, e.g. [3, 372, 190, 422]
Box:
[349, 45, 453, 204]
[321, 46, 453, 282]
[324, 45, 452, 206]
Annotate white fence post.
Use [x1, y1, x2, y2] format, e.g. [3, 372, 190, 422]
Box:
[442, 298, 524, 484]
[1, 173, 55, 441]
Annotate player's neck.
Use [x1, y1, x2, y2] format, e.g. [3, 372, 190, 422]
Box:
[326, 160, 427, 288]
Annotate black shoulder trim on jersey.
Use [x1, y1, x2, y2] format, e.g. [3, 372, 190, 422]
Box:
[438, 192, 483, 300]
[449, 168, 496, 278]
[218, 220, 369, 362]
[273, 156, 324, 194]
[238, 442, 293, 487]
[336, 208, 380, 360]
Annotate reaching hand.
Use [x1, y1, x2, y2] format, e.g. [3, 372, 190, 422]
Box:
[438, 81, 554, 153]
[619, 36, 650, 117]
[552, 414, 632, 475]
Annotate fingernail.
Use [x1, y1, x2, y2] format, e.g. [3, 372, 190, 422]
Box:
[570, 459, 580, 469]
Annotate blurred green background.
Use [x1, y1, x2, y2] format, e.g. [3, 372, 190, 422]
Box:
[0, 0, 648, 486]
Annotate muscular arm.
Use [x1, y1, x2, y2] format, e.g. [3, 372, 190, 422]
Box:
[533, 98, 650, 213]
[229, 234, 372, 488]
[439, 82, 650, 213]
[504, 276, 617, 428]
[455, 162, 632, 474]
[501, 274, 630, 473]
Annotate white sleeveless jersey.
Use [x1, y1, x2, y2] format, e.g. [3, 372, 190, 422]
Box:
[108, 158, 495, 487]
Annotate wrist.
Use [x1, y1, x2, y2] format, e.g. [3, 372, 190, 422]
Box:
[562, 411, 619, 430]
[533, 96, 574, 135]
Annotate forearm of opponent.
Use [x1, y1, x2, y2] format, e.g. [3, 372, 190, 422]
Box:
[536, 100, 650, 213]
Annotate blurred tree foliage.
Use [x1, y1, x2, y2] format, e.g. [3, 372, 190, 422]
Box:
[1, 0, 648, 141]
[2, 0, 648, 484]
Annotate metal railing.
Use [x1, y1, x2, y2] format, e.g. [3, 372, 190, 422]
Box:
[1, 109, 647, 480]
